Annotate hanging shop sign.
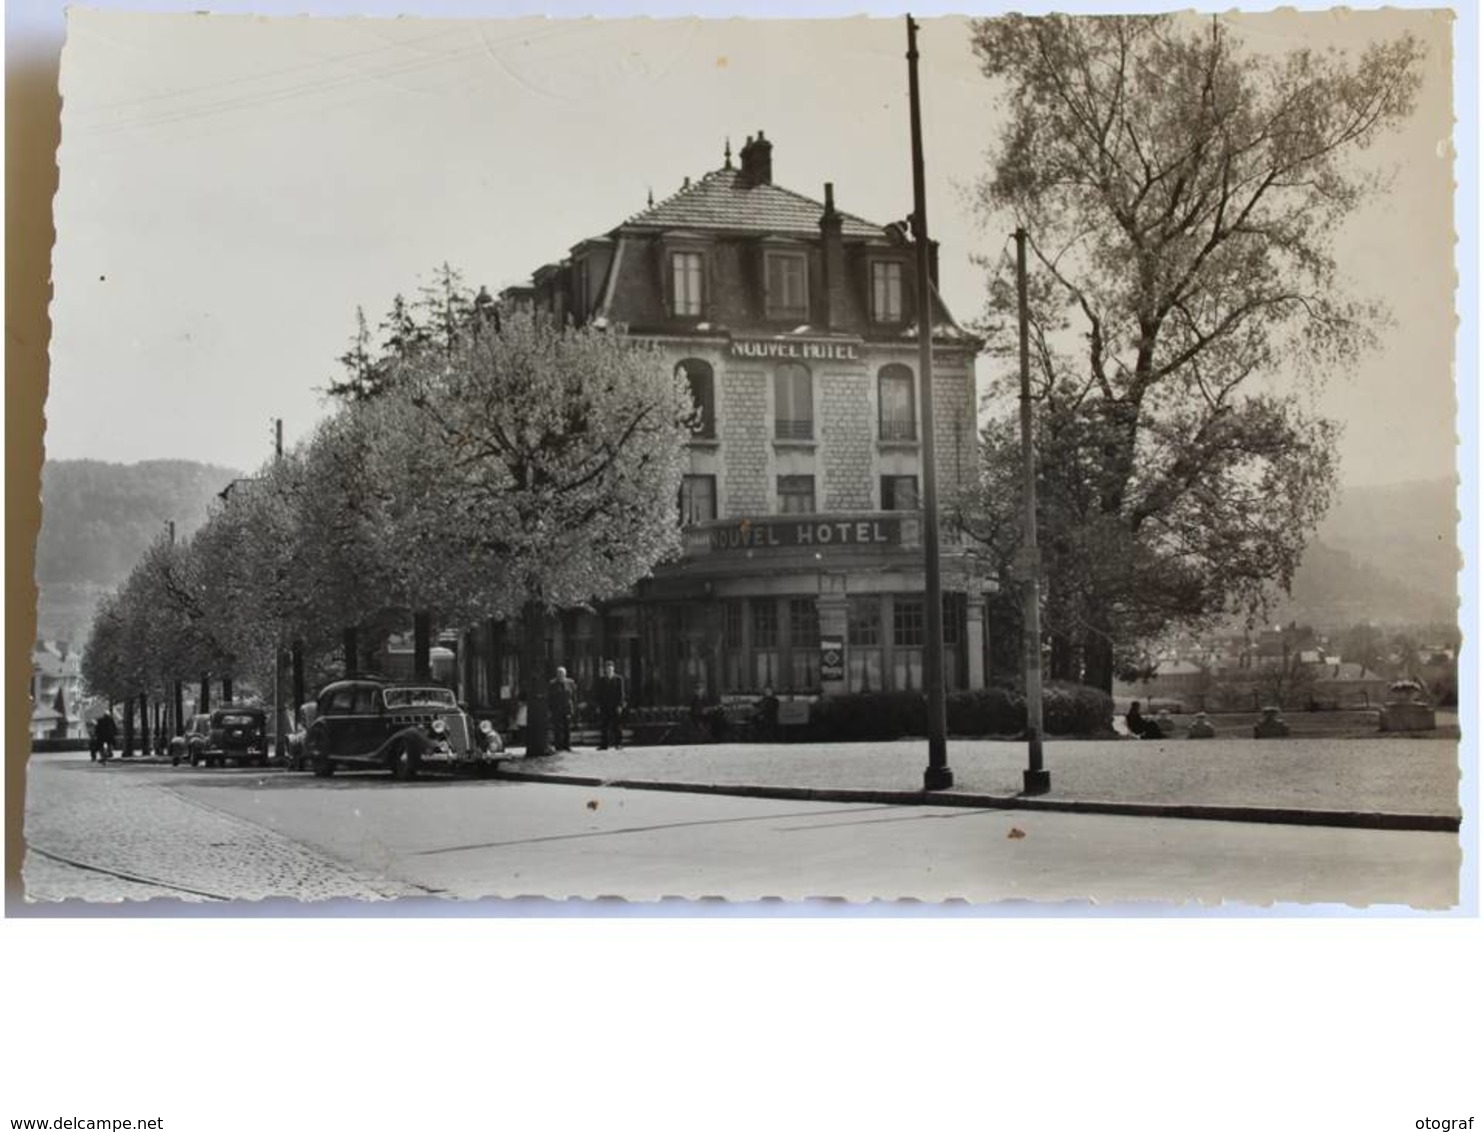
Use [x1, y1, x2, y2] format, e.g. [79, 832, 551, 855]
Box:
[706, 517, 901, 552]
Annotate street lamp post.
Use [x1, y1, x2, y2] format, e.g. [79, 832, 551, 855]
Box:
[907, 14, 952, 791]
[1016, 228, 1050, 795]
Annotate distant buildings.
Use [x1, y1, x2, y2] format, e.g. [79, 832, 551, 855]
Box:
[1113, 625, 1390, 712]
[31, 640, 83, 739]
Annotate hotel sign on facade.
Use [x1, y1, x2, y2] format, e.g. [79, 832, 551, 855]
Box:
[729, 337, 861, 362]
[708, 517, 902, 551]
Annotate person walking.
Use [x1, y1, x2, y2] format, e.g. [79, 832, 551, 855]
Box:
[594, 660, 626, 750]
[94, 711, 118, 761]
[548, 666, 577, 752]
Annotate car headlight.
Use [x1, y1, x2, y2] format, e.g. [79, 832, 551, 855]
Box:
[430, 718, 448, 737]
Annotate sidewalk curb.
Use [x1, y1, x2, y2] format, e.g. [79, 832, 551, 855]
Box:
[493, 768, 1461, 833]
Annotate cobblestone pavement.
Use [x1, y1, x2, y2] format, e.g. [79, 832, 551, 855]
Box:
[21, 752, 429, 904]
[508, 735, 1464, 816]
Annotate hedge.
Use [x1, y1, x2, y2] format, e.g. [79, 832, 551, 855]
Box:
[803, 681, 1113, 742]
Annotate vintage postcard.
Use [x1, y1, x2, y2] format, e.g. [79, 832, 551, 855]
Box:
[25, 6, 1464, 909]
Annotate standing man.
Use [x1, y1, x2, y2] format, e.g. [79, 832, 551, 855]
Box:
[594, 659, 626, 751]
[548, 666, 577, 752]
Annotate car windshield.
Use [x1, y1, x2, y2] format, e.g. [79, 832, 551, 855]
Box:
[219, 714, 260, 726]
[382, 687, 457, 709]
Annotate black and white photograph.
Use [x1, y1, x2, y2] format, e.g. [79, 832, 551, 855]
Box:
[19, 3, 1466, 909]
[4, 0, 1479, 1127]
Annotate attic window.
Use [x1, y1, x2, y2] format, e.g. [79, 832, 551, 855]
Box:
[871, 261, 904, 323]
[671, 251, 704, 317]
[765, 251, 808, 320]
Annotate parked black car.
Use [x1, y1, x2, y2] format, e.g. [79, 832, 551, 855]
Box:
[177, 707, 270, 768]
[302, 679, 498, 780]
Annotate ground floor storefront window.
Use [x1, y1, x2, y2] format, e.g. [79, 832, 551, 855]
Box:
[459, 590, 971, 710]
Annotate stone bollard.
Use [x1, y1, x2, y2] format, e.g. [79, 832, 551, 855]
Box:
[1253, 706, 1290, 739]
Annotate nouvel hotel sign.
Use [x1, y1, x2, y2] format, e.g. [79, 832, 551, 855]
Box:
[708, 517, 901, 551]
[729, 336, 861, 361]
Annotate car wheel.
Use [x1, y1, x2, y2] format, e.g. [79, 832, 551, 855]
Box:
[392, 745, 419, 782]
[312, 757, 334, 777]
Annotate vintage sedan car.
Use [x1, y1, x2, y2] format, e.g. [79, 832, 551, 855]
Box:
[303, 679, 499, 780]
[178, 707, 270, 767]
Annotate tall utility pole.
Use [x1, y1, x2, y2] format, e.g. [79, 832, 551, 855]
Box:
[273, 417, 285, 758]
[167, 519, 182, 739]
[907, 14, 951, 791]
[1016, 229, 1049, 794]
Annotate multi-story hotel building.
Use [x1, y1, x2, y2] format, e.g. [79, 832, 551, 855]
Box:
[482, 132, 990, 709]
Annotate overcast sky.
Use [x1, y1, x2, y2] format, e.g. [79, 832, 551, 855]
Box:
[45, 5, 1458, 489]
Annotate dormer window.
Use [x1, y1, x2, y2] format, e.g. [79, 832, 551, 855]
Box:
[871, 261, 904, 323]
[765, 251, 808, 320]
[671, 251, 704, 317]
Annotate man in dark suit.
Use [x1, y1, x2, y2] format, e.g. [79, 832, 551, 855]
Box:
[548, 666, 577, 752]
[594, 660, 626, 750]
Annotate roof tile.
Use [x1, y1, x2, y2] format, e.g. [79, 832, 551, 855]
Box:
[621, 168, 886, 239]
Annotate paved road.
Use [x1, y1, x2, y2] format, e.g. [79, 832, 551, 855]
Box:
[21, 752, 1460, 907]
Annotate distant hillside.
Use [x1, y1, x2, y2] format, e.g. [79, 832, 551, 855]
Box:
[1279, 477, 1459, 627]
[34, 459, 242, 644]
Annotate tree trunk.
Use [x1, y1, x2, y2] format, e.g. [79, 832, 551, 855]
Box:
[1083, 632, 1114, 696]
[521, 599, 551, 756]
[199, 673, 211, 716]
[174, 681, 185, 736]
[343, 627, 358, 677]
[222, 676, 234, 704]
[485, 618, 502, 710]
[123, 697, 135, 756]
[414, 611, 432, 681]
[291, 640, 305, 716]
[1048, 631, 1076, 682]
[137, 692, 149, 753]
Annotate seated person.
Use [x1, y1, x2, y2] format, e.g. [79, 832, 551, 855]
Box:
[475, 718, 505, 754]
[1124, 701, 1164, 740]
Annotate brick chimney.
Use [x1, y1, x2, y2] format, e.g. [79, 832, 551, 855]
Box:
[738, 130, 773, 187]
[818, 182, 848, 330]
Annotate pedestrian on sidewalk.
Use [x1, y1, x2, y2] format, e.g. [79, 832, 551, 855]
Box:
[548, 666, 576, 752]
[94, 711, 118, 760]
[754, 686, 780, 742]
[594, 659, 626, 750]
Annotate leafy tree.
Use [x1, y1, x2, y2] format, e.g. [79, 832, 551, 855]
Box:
[965, 14, 1425, 692]
[358, 293, 692, 753]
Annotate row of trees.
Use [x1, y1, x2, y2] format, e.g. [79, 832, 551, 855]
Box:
[81, 269, 695, 756]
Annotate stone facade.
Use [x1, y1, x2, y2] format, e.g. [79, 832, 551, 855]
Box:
[495, 134, 991, 708]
